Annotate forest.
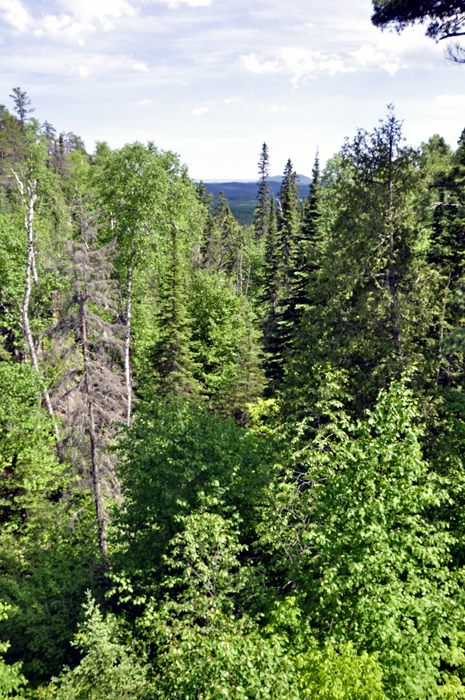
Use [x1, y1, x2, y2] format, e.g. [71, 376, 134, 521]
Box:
[1, 83, 465, 699]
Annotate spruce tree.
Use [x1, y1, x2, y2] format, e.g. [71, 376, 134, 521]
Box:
[9, 87, 34, 133]
[253, 143, 271, 240]
[279, 152, 322, 351]
[200, 213, 222, 271]
[151, 224, 200, 398]
[261, 196, 284, 392]
[288, 109, 440, 414]
[277, 159, 299, 296]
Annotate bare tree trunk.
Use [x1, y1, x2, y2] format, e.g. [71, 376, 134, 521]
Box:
[13, 170, 61, 445]
[79, 296, 108, 562]
[124, 265, 133, 427]
[239, 244, 244, 294]
[71, 230, 108, 564]
[244, 264, 252, 303]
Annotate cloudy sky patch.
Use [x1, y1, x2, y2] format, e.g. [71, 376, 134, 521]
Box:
[0, 0, 463, 178]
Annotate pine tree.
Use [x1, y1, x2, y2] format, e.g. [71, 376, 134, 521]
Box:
[253, 143, 270, 240]
[151, 224, 200, 397]
[9, 87, 34, 133]
[196, 181, 214, 211]
[277, 159, 300, 296]
[280, 152, 323, 350]
[200, 213, 222, 271]
[261, 196, 284, 393]
[289, 109, 440, 413]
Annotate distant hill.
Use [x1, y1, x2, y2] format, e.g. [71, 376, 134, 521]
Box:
[199, 175, 311, 226]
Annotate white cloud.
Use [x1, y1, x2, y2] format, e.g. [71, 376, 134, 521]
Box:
[157, 0, 212, 6]
[1, 48, 154, 79]
[436, 95, 465, 109]
[270, 104, 288, 112]
[381, 62, 400, 76]
[135, 98, 152, 105]
[352, 43, 401, 75]
[0, 0, 32, 32]
[350, 29, 444, 76]
[242, 47, 353, 85]
[57, 0, 136, 23]
[241, 53, 280, 75]
[192, 106, 209, 115]
[318, 57, 355, 76]
[0, 0, 137, 45]
[352, 43, 384, 66]
[133, 62, 149, 71]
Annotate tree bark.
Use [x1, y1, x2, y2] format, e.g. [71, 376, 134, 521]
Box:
[124, 265, 133, 427]
[14, 170, 61, 446]
[77, 275, 108, 562]
[72, 239, 108, 564]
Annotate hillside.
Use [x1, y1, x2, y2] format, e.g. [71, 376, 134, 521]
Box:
[201, 175, 311, 224]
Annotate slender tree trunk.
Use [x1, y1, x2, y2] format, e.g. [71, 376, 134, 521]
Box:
[72, 227, 108, 563]
[244, 264, 252, 303]
[14, 170, 61, 446]
[78, 295, 108, 562]
[124, 265, 133, 427]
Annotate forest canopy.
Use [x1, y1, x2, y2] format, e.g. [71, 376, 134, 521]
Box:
[2, 90, 465, 698]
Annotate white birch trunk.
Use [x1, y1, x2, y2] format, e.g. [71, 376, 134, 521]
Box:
[13, 170, 60, 445]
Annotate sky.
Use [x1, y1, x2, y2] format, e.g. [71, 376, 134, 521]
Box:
[0, 0, 464, 179]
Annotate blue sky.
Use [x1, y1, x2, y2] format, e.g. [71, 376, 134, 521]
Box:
[0, 0, 464, 179]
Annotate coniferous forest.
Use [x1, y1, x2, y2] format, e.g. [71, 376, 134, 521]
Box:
[3, 82, 465, 699]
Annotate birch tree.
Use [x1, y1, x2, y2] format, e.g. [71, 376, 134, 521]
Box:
[95, 143, 201, 424]
[10, 123, 61, 447]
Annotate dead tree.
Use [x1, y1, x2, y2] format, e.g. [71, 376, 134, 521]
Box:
[47, 206, 126, 564]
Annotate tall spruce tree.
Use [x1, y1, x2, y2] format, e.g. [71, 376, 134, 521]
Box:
[9, 88, 34, 133]
[278, 152, 323, 353]
[277, 159, 300, 296]
[261, 196, 283, 393]
[151, 224, 200, 397]
[253, 143, 271, 241]
[287, 109, 441, 414]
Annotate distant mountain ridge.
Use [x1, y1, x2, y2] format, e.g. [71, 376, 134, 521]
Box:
[200, 174, 312, 185]
[199, 175, 311, 225]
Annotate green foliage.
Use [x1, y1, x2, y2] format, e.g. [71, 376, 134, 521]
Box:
[144, 512, 299, 699]
[0, 601, 27, 699]
[189, 270, 263, 421]
[277, 158, 300, 284]
[3, 94, 465, 700]
[0, 362, 63, 530]
[112, 397, 273, 595]
[141, 514, 388, 700]
[0, 212, 25, 345]
[290, 108, 442, 414]
[295, 642, 386, 700]
[0, 501, 100, 683]
[298, 377, 462, 697]
[150, 224, 201, 397]
[42, 593, 151, 700]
